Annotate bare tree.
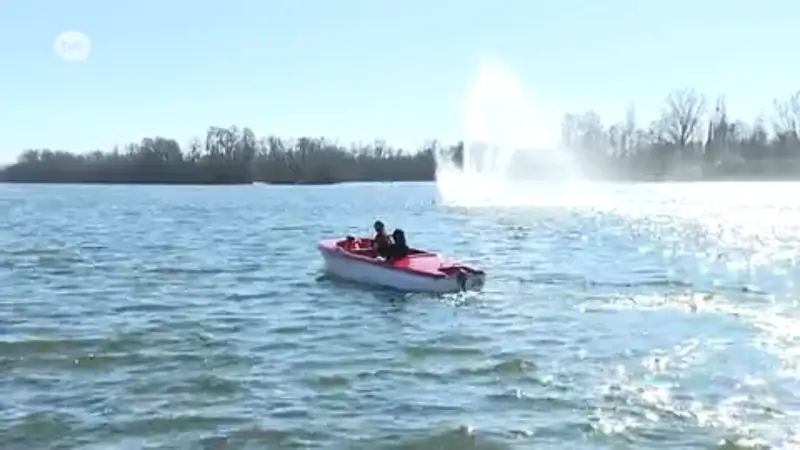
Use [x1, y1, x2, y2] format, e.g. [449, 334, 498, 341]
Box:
[772, 91, 800, 139]
[560, 113, 578, 149]
[621, 103, 637, 155]
[704, 95, 727, 163]
[574, 110, 606, 154]
[658, 88, 707, 147]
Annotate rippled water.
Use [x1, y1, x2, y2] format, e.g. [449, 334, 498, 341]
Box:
[1, 182, 799, 449]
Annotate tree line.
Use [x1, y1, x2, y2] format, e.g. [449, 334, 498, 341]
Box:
[560, 88, 800, 180]
[3, 87, 800, 184]
[0, 128, 436, 184]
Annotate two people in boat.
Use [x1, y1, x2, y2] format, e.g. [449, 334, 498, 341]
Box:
[372, 220, 409, 261]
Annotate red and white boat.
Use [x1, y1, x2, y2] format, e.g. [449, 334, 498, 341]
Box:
[318, 236, 485, 294]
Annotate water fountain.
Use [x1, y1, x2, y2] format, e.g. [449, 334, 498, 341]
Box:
[434, 61, 586, 207]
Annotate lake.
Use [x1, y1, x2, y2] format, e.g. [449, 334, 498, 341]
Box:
[1, 181, 798, 449]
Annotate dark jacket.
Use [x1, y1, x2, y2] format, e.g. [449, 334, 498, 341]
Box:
[388, 229, 409, 260]
[373, 230, 392, 257]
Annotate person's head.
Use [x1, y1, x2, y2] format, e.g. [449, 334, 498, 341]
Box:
[373, 220, 385, 233]
[392, 228, 406, 245]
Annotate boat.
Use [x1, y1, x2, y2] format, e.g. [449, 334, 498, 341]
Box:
[317, 236, 485, 294]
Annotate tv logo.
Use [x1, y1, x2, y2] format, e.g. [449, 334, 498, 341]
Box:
[53, 31, 91, 62]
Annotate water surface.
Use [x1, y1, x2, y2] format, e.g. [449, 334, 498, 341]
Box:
[1, 181, 798, 449]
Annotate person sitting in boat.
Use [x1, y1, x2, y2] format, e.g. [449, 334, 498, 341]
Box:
[387, 228, 410, 261]
[343, 235, 358, 250]
[372, 220, 393, 258]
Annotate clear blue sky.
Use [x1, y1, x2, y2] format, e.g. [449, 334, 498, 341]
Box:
[1, 0, 799, 162]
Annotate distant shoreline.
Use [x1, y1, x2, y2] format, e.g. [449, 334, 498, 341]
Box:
[0, 179, 252, 186]
[6, 95, 800, 187]
[5, 175, 800, 186]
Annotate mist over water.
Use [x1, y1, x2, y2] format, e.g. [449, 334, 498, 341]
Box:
[435, 61, 590, 207]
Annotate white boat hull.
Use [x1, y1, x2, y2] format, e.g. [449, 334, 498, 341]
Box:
[319, 248, 484, 294]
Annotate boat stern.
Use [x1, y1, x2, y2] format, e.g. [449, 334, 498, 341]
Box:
[439, 264, 486, 292]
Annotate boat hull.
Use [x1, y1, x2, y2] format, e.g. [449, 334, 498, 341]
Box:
[318, 238, 485, 294]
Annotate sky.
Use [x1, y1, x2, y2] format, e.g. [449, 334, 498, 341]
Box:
[1, 0, 799, 162]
